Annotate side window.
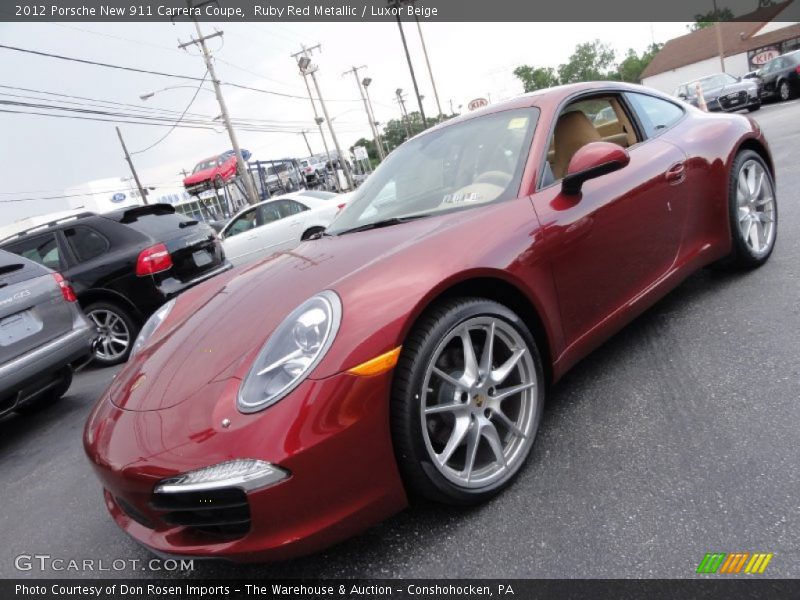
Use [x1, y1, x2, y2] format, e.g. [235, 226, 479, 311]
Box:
[257, 202, 283, 225]
[626, 93, 684, 138]
[277, 200, 309, 218]
[546, 96, 639, 183]
[64, 226, 109, 262]
[5, 233, 62, 270]
[225, 208, 257, 237]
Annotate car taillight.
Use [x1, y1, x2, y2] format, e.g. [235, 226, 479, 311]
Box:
[52, 273, 77, 302]
[136, 243, 172, 276]
[795, 65, 800, 74]
[337, 203, 346, 211]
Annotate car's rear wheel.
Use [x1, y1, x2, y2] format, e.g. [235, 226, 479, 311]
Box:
[15, 369, 72, 414]
[391, 298, 544, 505]
[85, 302, 139, 366]
[301, 226, 325, 240]
[720, 150, 777, 269]
[779, 81, 791, 101]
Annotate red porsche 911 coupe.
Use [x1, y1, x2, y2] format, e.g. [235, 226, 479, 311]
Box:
[84, 82, 777, 562]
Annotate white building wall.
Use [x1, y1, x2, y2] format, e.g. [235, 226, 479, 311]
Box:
[642, 53, 751, 93]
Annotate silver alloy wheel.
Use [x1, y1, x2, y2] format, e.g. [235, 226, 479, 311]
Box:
[88, 309, 131, 361]
[779, 81, 790, 101]
[419, 316, 538, 489]
[736, 159, 776, 257]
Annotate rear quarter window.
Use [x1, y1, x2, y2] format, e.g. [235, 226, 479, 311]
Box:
[626, 93, 684, 138]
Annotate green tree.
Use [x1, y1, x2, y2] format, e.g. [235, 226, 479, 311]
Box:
[616, 43, 663, 83]
[689, 7, 734, 30]
[512, 65, 560, 93]
[558, 39, 617, 83]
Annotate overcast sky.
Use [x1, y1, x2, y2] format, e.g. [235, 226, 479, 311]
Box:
[0, 21, 691, 223]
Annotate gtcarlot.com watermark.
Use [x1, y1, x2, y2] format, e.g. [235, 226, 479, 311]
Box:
[14, 554, 194, 573]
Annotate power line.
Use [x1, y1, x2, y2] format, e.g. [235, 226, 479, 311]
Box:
[0, 43, 365, 103]
[131, 70, 209, 154]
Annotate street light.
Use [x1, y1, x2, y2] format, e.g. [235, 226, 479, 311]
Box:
[139, 85, 214, 101]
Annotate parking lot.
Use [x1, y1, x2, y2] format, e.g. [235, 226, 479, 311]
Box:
[1, 100, 798, 580]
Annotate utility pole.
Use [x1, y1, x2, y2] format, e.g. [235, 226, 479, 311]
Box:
[343, 66, 385, 160]
[297, 69, 334, 186]
[395, 88, 412, 138]
[179, 168, 190, 178]
[449, 98, 455, 115]
[178, 6, 258, 205]
[292, 44, 354, 190]
[361, 77, 386, 161]
[116, 126, 148, 205]
[712, 0, 725, 72]
[414, 14, 443, 121]
[299, 131, 313, 156]
[389, 0, 427, 128]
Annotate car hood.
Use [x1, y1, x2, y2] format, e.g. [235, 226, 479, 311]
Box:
[108, 207, 513, 412]
[183, 168, 217, 185]
[704, 81, 757, 99]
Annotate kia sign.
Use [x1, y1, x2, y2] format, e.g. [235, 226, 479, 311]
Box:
[468, 97, 489, 111]
[749, 46, 779, 68]
[111, 192, 127, 203]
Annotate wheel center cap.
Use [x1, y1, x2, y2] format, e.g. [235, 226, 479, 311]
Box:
[473, 394, 485, 408]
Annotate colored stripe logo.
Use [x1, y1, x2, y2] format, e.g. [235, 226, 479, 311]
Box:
[696, 552, 773, 574]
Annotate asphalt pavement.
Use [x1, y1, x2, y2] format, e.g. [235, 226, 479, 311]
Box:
[1, 100, 798, 579]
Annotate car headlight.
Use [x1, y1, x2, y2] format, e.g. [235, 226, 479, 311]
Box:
[238, 290, 342, 413]
[130, 298, 175, 358]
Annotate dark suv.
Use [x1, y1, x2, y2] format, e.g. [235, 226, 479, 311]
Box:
[0, 204, 231, 366]
[759, 50, 800, 102]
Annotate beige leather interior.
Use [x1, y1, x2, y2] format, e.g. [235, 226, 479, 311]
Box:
[546, 97, 639, 182]
[551, 111, 602, 180]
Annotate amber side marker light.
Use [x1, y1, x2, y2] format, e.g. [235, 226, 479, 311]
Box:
[347, 347, 402, 376]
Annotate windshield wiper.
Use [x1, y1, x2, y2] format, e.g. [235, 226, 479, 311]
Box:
[333, 214, 430, 236]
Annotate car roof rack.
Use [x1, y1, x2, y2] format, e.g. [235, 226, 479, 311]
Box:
[0, 212, 97, 244]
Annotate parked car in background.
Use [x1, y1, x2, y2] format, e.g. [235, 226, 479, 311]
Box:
[0, 250, 94, 416]
[259, 159, 305, 195]
[220, 190, 349, 266]
[0, 205, 231, 366]
[85, 82, 777, 562]
[674, 73, 761, 112]
[299, 157, 328, 185]
[183, 149, 251, 196]
[758, 50, 800, 101]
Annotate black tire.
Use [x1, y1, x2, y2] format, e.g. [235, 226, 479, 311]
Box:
[15, 370, 72, 414]
[747, 102, 761, 112]
[717, 150, 777, 270]
[301, 226, 325, 241]
[391, 298, 545, 506]
[85, 302, 139, 366]
[778, 80, 792, 102]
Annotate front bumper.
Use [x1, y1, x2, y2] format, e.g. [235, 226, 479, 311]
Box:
[83, 368, 407, 562]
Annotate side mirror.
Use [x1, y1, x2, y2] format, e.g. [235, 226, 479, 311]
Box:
[678, 93, 688, 100]
[562, 142, 630, 196]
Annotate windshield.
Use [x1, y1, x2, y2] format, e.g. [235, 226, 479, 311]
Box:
[327, 107, 538, 235]
[689, 73, 737, 92]
[193, 158, 218, 173]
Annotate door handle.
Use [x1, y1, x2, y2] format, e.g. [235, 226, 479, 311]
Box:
[665, 162, 686, 185]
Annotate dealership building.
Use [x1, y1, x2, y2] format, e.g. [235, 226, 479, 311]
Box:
[641, 1, 800, 93]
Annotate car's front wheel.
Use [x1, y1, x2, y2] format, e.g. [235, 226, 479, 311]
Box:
[85, 302, 139, 366]
[391, 298, 544, 505]
[722, 150, 777, 269]
[779, 80, 792, 101]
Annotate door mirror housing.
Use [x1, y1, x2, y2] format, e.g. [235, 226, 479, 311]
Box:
[562, 142, 631, 195]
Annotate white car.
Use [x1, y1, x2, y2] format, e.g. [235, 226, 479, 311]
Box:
[220, 190, 349, 266]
